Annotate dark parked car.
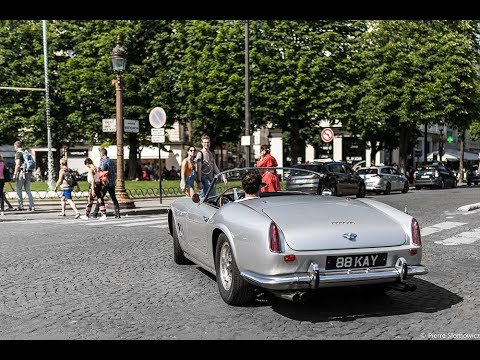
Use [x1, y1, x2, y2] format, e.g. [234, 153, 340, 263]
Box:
[466, 165, 480, 186]
[286, 161, 366, 197]
[414, 163, 457, 190]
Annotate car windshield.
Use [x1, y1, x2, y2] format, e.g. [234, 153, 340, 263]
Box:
[357, 168, 378, 175]
[201, 167, 325, 205]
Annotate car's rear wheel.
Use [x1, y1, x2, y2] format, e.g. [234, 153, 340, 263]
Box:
[172, 215, 191, 265]
[215, 233, 254, 305]
[402, 181, 409, 193]
[384, 182, 391, 195]
[356, 183, 366, 198]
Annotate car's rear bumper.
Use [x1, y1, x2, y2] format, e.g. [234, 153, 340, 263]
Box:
[241, 257, 428, 290]
[414, 179, 440, 187]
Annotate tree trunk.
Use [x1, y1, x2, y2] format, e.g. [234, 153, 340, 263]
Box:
[398, 124, 408, 174]
[459, 130, 465, 183]
[369, 140, 378, 165]
[290, 123, 306, 164]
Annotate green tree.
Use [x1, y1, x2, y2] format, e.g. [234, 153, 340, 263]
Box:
[164, 20, 246, 166]
[345, 20, 480, 173]
[250, 20, 367, 163]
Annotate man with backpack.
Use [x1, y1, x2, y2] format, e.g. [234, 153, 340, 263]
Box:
[53, 158, 81, 219]
[12, 140, 35, 211]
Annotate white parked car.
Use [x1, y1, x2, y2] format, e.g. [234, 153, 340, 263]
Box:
[357, 166, 410, 195]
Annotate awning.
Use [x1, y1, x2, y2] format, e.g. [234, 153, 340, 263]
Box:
[427, 149, 479, 161]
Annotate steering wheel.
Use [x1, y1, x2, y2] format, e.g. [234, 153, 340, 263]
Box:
[218, 186, 240, 207]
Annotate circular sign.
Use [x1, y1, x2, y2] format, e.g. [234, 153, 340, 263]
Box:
[149, 107, 166, 128]
[321, 128, 334, 143]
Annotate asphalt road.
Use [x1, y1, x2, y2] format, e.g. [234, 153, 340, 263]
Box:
[1, 187, 480, 340]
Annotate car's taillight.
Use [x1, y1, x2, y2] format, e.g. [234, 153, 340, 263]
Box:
[411, 218, 422, 247]
[269, 222, 282, 253]
[413, 171, 417, 180]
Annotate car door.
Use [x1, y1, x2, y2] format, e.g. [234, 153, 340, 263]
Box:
[328, 163, 349, 195]
[186, 199, 217, 259]
[341, 163, 358, 195]
[387, 167, 401, 191]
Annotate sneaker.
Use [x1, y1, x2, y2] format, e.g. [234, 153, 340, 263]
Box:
[98, 214, 107, 221]
[74, 213, 80, 219]
[7, 207, 14, 211]
[115, 214, 121, 219]
[14, 207, 24, 211]
[58, 213, 66, 217]
[79, 214, 89, 220]
[29, 207, 35, 211]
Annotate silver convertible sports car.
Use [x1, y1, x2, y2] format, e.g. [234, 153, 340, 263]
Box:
[168, 167, 428, 306]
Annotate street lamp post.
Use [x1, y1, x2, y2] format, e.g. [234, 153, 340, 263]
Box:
[111, 40, 135, 208]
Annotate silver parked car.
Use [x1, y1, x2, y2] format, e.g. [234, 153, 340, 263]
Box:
[357, 166, 410, 195]
[168, 167, 427, 306]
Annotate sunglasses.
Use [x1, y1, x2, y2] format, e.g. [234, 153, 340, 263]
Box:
[188, 149, 195, 152]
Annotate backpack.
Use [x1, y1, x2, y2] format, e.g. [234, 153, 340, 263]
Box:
[22, 150, 36, 171]
[63, 168, 78, 187]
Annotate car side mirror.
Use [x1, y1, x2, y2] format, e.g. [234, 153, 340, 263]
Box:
[192, 193, 200, 203]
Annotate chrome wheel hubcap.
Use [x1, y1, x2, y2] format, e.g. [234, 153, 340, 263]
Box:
[219, 242, 232, 291]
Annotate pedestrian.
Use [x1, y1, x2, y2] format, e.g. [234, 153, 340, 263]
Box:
[80, 158, 107, 220]
[256, 144, 280, 192]
[0, 153, 9, 216]
[94, 147, 120, 218]
[53, 158, 81, 218]
[12, 140, 35, 211]
[195, 134, 227, 198]
[180, 145, 197, 197]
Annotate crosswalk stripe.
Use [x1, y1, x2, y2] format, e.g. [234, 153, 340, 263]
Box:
[434, 228, 480, 245]
[421, 221, 467, 236]
[115, 220, 167, 227]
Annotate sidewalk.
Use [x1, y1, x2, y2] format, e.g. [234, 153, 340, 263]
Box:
[0, 196, 178, 221]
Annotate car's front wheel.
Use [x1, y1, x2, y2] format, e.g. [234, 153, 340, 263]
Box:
[215, 233, 254, 305]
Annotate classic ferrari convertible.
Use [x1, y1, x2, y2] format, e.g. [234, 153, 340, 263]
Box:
[168, 167, 428, 305]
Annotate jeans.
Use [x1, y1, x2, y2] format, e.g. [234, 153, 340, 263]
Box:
[16, 171, 35, 209]
[199, 176, 216, 199]
[94, 185, 120, 216]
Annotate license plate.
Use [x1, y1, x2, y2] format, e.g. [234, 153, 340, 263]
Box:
[326, 253, 387, 270]
[421, 175, 430, 178]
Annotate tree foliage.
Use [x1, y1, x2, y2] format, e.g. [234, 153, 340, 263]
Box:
[1, 19, 480, 173]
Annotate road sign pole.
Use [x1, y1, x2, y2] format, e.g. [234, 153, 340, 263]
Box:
[159, 146, 162, 204]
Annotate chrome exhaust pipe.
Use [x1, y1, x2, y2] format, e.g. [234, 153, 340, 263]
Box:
[388, 282, 417, 292]
[270, 290, 309, 303]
